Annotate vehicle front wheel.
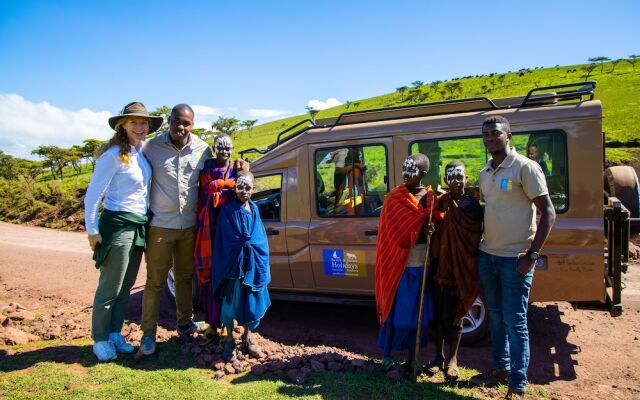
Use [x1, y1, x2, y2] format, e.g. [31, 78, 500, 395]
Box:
[460, 295, 489, 345]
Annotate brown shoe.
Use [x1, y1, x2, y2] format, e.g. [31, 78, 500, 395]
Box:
[504, 388, 525, 399]
[469, 369, 509, 386]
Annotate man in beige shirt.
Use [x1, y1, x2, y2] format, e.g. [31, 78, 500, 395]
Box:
[470, 116, 556, 400]
[138, 104, 213, 356]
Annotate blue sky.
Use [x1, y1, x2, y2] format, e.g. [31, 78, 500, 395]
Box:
[0, 0, 638, 158]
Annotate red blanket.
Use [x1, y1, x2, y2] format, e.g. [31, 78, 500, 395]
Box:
[374, 184, 440, 325]
[194, 178, 235, 284]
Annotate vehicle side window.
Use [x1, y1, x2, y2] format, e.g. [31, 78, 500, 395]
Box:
[315, 144, 388, 217]
[410, 131, 568, 212]
[253, 174, 282, 221]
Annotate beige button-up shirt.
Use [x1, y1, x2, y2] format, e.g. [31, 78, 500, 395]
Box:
[143, 132, 212, 229]
[479, 147, 549, 257]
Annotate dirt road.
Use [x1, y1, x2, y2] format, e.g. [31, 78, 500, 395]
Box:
[1, 221, 639, 399]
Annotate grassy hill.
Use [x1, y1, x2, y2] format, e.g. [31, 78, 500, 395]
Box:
[231, 60, 639, 163]
[1, 60, 638, 229]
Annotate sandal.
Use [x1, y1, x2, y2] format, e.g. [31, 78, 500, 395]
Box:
[426, 359, 445, 375]
[445, 364, 460, 380]
[381, 356, 395, 372]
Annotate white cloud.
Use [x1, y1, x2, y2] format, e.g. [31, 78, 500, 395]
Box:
[0, 94, 113, 159]
[191, 104, 221, 130]
[248, 108, 290, 118]
[307, 98, 343, 110]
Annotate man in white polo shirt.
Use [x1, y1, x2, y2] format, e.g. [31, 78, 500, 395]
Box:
[470, 116, 556, 400]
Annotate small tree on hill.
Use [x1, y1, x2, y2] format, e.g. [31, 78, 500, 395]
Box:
[411, 80, 424, 88]
[305, 106, 319, 121]
[627, 55, 640, 72]
[345, 100, 352, 110]
[212, 116, 240, 139]
[352, 102, 361, 110]
[69, 145, 84, 174]
[430, 81, 442, 92]
[395, 86, 409, 101]
[15, 159, 44, 182]
[241, 119, 258, 131]
[81, 139, 104, 170]
[0, 150, 17, 180]
[581, 63, 598, 81]
[588, 56, 610, 72]
[31, 145, 70, 179]
[609, 59, 624, 73]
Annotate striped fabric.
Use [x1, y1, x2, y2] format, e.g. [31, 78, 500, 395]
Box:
[374, 184, 440, 326]
[194, 178, 236, 284]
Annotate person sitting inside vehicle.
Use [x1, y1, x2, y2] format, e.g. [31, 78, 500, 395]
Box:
[526, 143, 550, 176]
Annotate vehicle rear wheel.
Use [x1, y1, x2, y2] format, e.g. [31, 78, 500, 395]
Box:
[605, 166, 640, 232]
[460, 295, 489, 345]
[165, 267, 202, 311]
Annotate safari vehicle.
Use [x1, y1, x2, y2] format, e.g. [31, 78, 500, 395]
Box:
[173, 82, 634, 343]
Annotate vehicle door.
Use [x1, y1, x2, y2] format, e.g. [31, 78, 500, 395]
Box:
[252, 171, 293, 288]
[307, 139, 393, 295]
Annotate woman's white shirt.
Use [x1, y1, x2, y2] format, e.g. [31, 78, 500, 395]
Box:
[84, 144, 152, 235]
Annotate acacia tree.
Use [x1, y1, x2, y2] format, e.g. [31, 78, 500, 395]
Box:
[69, 145, 84, 174]
[581, 63, 598, 81]
[395, 86, 408, 101]
[411, 80, 424, 88]
[212, 116, 240, 139]
[443, 82, 462, 99]
[430, 81, 442, 92]
[0, 150, 17, 180]
[344, 100, 352, 110]
[81, 139, 104, 170]
[241, 119, 258, 131]
[588, 56, 611, 72]
[31, 145, 77, 179]
[627, 54, 640, 71]
[609, 59, 624, 73]
[150, 106, 171, 136]
[305, 106, 319, 121]
[15, 159, 44, 182]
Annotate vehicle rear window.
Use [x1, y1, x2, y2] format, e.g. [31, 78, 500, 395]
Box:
[410, 130, 568, 212]
[314, 144, 389, 217]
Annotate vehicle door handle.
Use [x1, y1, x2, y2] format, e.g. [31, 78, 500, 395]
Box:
[266, 228, 279, 236]
[364, 229, 378, 236]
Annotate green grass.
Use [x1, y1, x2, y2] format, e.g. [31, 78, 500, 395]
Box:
[0, 339, 547, 399]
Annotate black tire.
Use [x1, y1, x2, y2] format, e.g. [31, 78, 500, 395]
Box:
[605, 166, 640, 232]
[460, 294, 489, 345]
[164, 267, 202, 311]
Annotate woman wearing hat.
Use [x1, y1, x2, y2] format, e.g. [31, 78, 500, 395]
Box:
[84, 102, 162, 361]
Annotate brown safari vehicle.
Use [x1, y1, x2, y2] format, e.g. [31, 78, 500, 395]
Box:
[175, 82, 636, 343]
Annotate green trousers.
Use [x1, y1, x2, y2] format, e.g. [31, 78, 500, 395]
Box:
[92, 228, 143, 342]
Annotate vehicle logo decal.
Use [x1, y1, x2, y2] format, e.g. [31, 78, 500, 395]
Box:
[322, 249, 367, 277]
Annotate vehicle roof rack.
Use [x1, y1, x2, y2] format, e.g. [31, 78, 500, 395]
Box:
[239, 81, 596, 159]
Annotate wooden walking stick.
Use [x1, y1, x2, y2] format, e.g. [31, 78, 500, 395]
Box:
[413, 191, 436, 378]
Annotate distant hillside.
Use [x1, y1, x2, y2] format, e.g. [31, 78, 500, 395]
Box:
[232, 60, 639, 163]
[1, 59, 639, 230]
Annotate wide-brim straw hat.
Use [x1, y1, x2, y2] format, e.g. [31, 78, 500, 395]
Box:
[108, 101, 164, 133]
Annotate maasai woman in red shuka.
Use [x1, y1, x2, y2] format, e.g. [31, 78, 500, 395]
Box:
[375, 153, 443, 372]
[194, 134, 248, 340]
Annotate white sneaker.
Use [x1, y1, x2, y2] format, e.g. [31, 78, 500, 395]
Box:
[108, 332, 135, 353]
[93, 341, 117, 361]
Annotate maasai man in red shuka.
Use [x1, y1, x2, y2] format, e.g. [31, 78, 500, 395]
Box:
[194, 133, 248, 341]
[375, 153, 443, 373]
[426, 160, 483, 380]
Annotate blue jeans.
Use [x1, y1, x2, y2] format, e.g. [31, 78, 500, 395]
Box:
[477, 250, 533, 393]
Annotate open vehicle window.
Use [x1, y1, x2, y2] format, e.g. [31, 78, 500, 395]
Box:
[315, 145, 389, 217]
[410, 131, 568, 212]
[253, 174, 282, 221]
